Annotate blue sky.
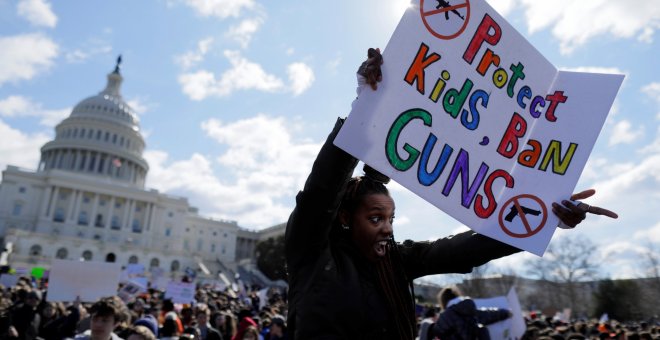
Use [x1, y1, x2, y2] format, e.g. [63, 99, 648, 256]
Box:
[0, 0, 659, 281]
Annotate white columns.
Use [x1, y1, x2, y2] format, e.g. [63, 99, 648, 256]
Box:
[39, 186, 52, 217]
[66, 189, 77, 222]
[105, 196, 115, 229]
[71, 191, 83, 223]
[89, 194, 99, 227]
[46, 186, 59, 219]
[125, 200, 135, 231]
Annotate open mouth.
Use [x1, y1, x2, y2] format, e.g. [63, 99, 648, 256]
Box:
[374, 240, 389, 257]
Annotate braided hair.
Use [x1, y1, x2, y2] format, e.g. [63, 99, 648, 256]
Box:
[337, 164, 417, 340]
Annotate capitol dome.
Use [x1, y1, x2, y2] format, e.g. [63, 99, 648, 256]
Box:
[38, 58, 149, 188]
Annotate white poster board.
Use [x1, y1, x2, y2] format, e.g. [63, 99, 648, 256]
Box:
[164, 281, 196, 304]
[47, 260, 121, 302]
[334, 0, 623, 255]
[0, 274, 19, 288]
[474, 287, 525, 339]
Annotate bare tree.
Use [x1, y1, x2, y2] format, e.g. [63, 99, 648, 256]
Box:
[525, 234, 601, 315]
[640, 242, 660, 282]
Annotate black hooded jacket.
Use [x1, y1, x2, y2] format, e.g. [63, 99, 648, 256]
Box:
[285, 118, 519, 339]
[431, 298, 512, 340]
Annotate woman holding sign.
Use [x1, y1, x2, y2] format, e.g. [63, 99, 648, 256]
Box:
[284, 49, 617, 340]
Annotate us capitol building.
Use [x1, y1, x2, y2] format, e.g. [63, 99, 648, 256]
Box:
[0, 61, 285, 283]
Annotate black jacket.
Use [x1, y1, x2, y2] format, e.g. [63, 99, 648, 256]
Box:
[285, 118, 519, 339]
[431, 298, 511, 340]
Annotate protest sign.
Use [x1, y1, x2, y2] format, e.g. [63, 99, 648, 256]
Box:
[164, 281, 196, 304]
[118, 279, 147, 303]
[126, 263, 146, 276]
[47, 260, 121, 302]
[31, 267, 46, 279]
[474, 287, 525, 339]
[334, 0, 623, 255]
[0, 274, 19, 288]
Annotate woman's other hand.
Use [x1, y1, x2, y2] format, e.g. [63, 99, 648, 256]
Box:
[552, 189, 618, 229]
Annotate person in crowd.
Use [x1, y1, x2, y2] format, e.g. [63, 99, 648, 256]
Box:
[213, 311, 237, 340]
[133, 314, 158, 338]
[195, 304, 223, 340]
[240, 325, 260, 340]
[160, 312, 182, 340]
[233, 317, 260, 340]
[418, 306, 439, 340]
[124, 325, 156, 340]
[9, 289, 41, 339]
[266, 315, 287, 340]
[284, 48, 619, 339]
[74, 296, 125, 340]
[430, 287, 511, 339]
[38, 297, 82, 339]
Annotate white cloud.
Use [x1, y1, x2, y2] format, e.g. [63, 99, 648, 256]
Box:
[0, 119, 50, 171]
[287, 62, 315, 96]
[178, 50, 314, 100]
[17, 0, 57, 28]
[642, 82, 660, 119]
[175, 37, 214, 70]
[326, 54, 342, 75]
[609, 120, 644, 146]
[488, 0, 517, 15]
[65, 44, 112, 64]
[145, 115, 321, 227]
[0, 95, 69, 127]
[225, 17, 263, 49]
[126, 98, 152, 116]
[634, 221, 660, 243]
[181, 0, 255, 19]
[0, 33, 59, 86]
[519, 0, 660, 54]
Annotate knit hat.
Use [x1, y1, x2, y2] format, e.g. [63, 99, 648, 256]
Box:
[134, 315, 158, 337]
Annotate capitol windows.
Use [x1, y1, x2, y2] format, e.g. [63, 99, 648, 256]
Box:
[112, 134, 117, 144]
[128, 255, 138, 264]
[80, 128, 86, 138]
[96, 130, 102, 140]
[211, 244, 216, 252]
[87, 129, 93, 139]
[55, 248, 68, 259]
[53, 207, 65, 222]
[12, 201, 23, 216]
[73, 128, 78, 138]
[104, 132, 110, 142]
[120, 136, 124, 146]
[30, 244, 42, 256]
[105, 253, 116, 263]
[78, 211, 89, 226]
[165, 228, 171, 237]
[132, 219, 142, 233]
[111, 216, 121, 230]
[170, 260, 180, 272]
[150, 258, 159, 268]
[95, 214, 104, 227]
[82, 250, 93, 261]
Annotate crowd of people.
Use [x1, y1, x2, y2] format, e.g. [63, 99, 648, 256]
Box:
[0, 275, 289, 340]
[0, 274, 658, 340]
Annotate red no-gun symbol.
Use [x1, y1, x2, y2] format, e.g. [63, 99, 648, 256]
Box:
[498, 194, 548, 238]
[420, 0, 471, 40]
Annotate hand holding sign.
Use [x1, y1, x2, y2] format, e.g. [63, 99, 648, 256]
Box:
[553, 189, 618, 229]
[357, 48, 383, 90]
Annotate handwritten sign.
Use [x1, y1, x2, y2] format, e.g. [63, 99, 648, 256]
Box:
[47, 260, 121, 302]
[335, 0, 623, 255]
[164, 281, 196, 304]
